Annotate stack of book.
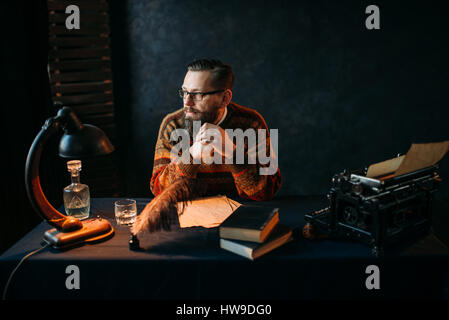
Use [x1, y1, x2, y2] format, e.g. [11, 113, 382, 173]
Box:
[218, 205, 294, 260]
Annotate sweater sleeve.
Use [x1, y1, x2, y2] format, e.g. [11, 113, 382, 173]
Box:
[150, 118, 200, 196]
[227, 112, 282, 201]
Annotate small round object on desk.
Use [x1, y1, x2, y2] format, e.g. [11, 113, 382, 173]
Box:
[302, 223, 316, 239]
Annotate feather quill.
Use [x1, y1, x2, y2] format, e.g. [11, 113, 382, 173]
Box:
[131, 178, 203, 235]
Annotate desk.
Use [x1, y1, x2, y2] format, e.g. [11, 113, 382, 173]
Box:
[1, 196, 449, 300]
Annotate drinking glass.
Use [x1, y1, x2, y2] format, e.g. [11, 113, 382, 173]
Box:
[114, 199, 137, 226]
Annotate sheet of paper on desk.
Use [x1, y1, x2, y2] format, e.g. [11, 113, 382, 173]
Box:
[177, 195, 242, 228]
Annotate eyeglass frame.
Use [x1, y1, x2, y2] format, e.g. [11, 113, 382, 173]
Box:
[178, 89, 225, 101]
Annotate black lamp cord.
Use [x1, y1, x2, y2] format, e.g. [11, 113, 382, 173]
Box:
[2, 243, 50, 300]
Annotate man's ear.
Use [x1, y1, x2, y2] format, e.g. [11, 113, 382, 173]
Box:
[222, 89, 232, 107]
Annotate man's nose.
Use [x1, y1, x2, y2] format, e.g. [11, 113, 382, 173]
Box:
[184, 94, 195, 106]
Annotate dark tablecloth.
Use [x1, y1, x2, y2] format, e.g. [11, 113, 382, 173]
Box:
[1, 196, 449, 300]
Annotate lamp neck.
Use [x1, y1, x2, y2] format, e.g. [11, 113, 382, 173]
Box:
[25, 114, 82, 231]
[56, 106, 83, 133]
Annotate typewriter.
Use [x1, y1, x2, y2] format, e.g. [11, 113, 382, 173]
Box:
[303, 157, 442, 257]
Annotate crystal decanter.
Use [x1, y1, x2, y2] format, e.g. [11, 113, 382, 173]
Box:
[63, 160, 90, 220]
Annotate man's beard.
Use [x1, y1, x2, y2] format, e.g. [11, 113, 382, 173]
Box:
[182, 107, 219, 139]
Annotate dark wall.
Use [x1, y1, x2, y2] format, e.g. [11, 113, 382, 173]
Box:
[1, 1, 55, 253]
[110, 0, 449, 198]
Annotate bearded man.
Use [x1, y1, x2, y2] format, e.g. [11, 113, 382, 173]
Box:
[150, 59, 282, 201]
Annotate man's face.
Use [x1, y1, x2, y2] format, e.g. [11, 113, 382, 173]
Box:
[181, 71, 223, 137]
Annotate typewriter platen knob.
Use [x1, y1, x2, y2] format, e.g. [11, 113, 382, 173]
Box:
[350, 177, 363, 195]
[352, 183, 362, 195]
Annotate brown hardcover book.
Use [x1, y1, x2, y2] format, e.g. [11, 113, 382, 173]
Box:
[220, 224, 293, 260]
[218, 205, 280, 243]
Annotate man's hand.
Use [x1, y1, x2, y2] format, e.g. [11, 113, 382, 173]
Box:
[189, 123, 236, 163]
[189, 140, 203, 162]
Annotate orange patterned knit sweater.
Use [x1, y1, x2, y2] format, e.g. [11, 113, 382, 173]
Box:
[150, 102, 282, 201]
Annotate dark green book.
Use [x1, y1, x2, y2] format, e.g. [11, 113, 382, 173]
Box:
[220, 224, 293, 260]
[218, 205, 280, 243]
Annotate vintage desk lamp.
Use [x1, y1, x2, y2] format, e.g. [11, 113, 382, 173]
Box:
[25, 105, 115, 249]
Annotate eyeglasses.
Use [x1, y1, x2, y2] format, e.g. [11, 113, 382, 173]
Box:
[178, 89, 224, 101]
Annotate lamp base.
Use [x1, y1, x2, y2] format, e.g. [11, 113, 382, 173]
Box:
[43, 217, 114, 249]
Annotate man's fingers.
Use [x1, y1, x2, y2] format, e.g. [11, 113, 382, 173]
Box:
[196, 128, 218, 142]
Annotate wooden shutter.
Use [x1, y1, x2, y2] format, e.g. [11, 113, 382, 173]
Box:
[47, 0, 121, 197]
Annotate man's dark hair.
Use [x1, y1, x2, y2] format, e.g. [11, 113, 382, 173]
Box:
[187, 59, 234, 90]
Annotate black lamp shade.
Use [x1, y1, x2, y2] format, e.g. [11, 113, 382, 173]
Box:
[59, 124, 115, 158]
